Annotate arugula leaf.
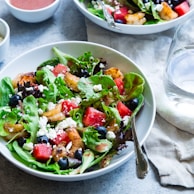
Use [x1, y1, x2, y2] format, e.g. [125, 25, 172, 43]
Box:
[43, 83, 58, 103]
[54, 77, 74, 100]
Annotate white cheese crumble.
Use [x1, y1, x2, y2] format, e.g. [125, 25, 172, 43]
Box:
[145, 2, 151, 9]
[155, 4, 163, 12]
[37, 127, 48, 137]
[93, 84, 102, 92]
[106, 131, 116, 141]
[37, 117, 58, 139]
[38, 108, 44, 115]
[47, 128, 57, 139]
[47, 102, 56, 110]
[39, 116, 48, 130]
[122, 116, 130, 127]
[25, 87, 33, 91]
[57, 73, 65, 78]
[71, 96, 82, 105]
[55, 118, 77, 130]
[46, 65, 54, 70]
[99, 63, 105, 69]
[38, 84, 48, 92]
[23, 142, 34, 151]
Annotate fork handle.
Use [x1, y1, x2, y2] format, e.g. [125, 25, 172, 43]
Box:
[131, 117, 149, 179]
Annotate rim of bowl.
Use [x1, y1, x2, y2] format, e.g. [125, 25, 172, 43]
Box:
[5, 0, 60, 12]
[0, 18, 10, 46]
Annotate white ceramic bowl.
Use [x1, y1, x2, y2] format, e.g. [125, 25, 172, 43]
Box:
[73, 0, 194, 35]
[0, 18, 10, 63]
[0, 41, 156, 181]
[5, 0, 60, 23]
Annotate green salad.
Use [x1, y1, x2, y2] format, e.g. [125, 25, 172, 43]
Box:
[0, 47, 145, 175]
[80, 0, 190, 25]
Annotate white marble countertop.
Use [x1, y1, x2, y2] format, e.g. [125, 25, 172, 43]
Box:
[0, 0, 193, 193]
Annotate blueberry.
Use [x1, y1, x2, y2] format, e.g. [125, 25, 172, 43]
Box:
[9, 94, 22, 107]
[17, 137, 26, 147]
[115, 19, 124, 24]
[74, 149, 83, 160]
[95, 126, 107, 139]
[58, 157, 69, 170]
[75, 68, 89, 78]
[125, 98, 139, 111]
[37, 135, 49, 144]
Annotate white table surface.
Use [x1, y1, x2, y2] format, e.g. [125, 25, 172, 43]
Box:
[0, 0, 194, 193]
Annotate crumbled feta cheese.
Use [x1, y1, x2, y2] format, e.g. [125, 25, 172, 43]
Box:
[155, 4, 163, 12]
[122, 116, 130, 127]
[55, 118, 77, 130]
[106, 131, 116, 141]
[93, 84, 102, 92]
[145, 2, 151, 9]
[46, 65, 54, 70]
[47, 128, 57, 139]
[39, 116, 48, 130]
[99, 63, 105, 69]
[8, 128, 14, 132]
[23, 142, 34, 151]
[38, 84, 48, 92]
[37, 127, 48, 137]
[47, 102, 56, 110]
[25, 87, 33, 91]
[71, 96, 82, 105]
[38, 108, 44, 115]
[57, 73, 65, 78]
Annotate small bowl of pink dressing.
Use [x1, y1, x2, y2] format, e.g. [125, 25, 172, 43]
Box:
[5, 0, 60, 23]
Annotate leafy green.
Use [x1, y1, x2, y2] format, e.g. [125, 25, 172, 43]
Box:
[78, 74, 117, 106]
[83, 127, 112, 153]
[22, 95, 39, 143]
[0, 77, 14, 106]
[122, 72, 145, 101]
[36, 66, 56, 86]
[37, 58, 60, 69]
[52, 47, 100, 76]
[101, 103, 122, 125]
[54, 77, 74, 99]
[9, 141, 61, 173]
[0, 106, 20, 136]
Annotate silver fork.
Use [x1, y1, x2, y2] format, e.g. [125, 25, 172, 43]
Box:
[131, 116, 149, 179]
[96, 0, 120, 30]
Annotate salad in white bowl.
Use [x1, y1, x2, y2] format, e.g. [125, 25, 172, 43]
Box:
[74, 0, 193, 34]
[0, 41, 155, 181]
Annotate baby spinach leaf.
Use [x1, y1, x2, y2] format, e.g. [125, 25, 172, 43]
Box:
[0, 77, 14, 106]
[22, 95, 39, 143]
[123, 72, 145, 101]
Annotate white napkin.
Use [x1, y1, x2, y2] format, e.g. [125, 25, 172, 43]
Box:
[86, 19, 194, 188]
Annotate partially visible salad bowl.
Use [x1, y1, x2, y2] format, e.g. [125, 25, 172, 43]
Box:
[0, 41, 155, 181]
[74, 0, 194, 34]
